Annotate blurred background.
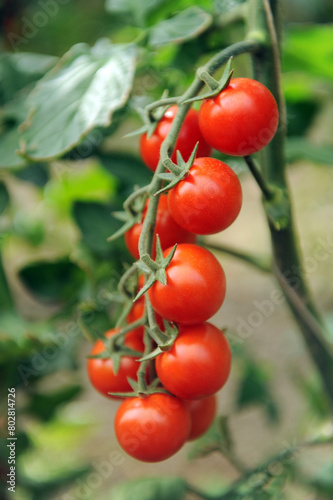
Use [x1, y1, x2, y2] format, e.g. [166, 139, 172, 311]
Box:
[0, 1, 333, 499]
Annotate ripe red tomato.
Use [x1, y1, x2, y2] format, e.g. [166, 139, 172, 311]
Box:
[167, 157, 242, 235]
[155, 323, 231, 399]
[198, 78, 279, 156]
[139, 105, 212, 171]
[148, 244, 226, 325]
[125, 194, 196, 260]
[114, 393, 191, 462]
[185, 394, 217, 440]
[87, 328, 144, 399]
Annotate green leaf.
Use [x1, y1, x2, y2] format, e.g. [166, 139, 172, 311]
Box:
[0, 52, 57, 104]
[149, 7, 212, 47]
[105, 0, 165, 25]
[18, 40, 137, 161]
[236, 361, 279, 423]
[25, 385, 82, 421]
[283, 25, 333, 81]
[99, 152, 152, 195]
[286, 137, 333, 166]
[0, 94, 31, 169]
[214, 0, 246, 15]
[188, 416, 233, 460]
[14, 163, 49, 187]
[0, 254, 13, 311]
[110, 476, 187, 500]
[18, 259, 86, 304]
[0, 181, 9, 215]
[73, 201, 124, 256]
[0, 126, 26, 169]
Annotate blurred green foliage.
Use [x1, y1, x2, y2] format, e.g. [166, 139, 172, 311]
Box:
[0, 0, 332, 499]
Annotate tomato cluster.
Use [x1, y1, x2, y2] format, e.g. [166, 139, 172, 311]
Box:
[87, 78, 278, 462]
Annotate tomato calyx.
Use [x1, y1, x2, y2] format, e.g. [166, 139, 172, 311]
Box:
[138, 323, 179, 362]
[134, 236, 177, 299]
[183, 58, 234, 105]
[154, 143, 198, 196]
[108, 188, 148, 243]
[107, 377, 171, 399]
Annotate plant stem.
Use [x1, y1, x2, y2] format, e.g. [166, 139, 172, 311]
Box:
[202, 240, 271, 273]
[244, 155, 275, 200]
[138, 39, 262, 260]
[187, 434, 333, 500]
[248, 0, 333, 408]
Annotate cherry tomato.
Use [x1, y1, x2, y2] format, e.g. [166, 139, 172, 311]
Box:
[140, 106, 212, 171]
[167, 157, 242, 235]
[125, 194, 196, 260]
[87, 328, 144, 399]
[148, 244, 226, 325]
[185, 394, 217, 441]
[198, 78, 279, 156]
[114, 393, 191, 462]
[155, 323, 231, 399]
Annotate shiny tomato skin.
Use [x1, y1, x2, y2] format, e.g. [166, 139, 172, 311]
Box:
[198, 78, 279, 156]
[185, 394, 217, 440]
[155, 323, 231, 400]
[87, 328, 144, 399]
[125, 194, 196, 260]
[167, 157, 242, 235]
[114, 393, 191, 462]
[140, 105, 212, 171]
[148, 244, 226, 325]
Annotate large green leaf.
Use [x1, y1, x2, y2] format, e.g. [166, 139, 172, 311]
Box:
[18, 259, 86, 304]
[149, 7, 212, 46]
[105, 0, 165, 25]
[18, 40, 137, 161]
[110, 477, 187, 500]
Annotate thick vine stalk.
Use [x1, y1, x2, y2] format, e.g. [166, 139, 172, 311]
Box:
[248, 0, 333, 408]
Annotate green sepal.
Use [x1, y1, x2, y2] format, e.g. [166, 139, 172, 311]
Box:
[122, 124, 148, 139]
[115, 298, 136, 328]
[107, 215, 140, 242]
[183, 58, 234, 104]
[133, 273, 156, 301]
[157, 172, 174, 181]
[138, 345, 164, 362]
[154, 144, 198, 196]
[133, 238, 177, 301]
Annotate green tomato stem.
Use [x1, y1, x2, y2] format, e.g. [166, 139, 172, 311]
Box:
[248, 0, 333, 409]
